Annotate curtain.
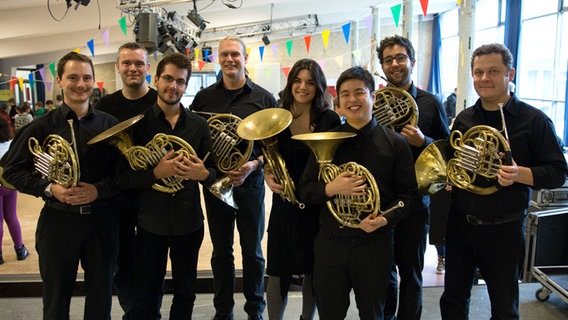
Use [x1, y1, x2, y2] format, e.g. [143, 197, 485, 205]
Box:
[504, 0, 522, 72]
[427, 14, 442, 101]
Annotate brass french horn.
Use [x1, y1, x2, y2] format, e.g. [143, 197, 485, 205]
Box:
[372, 86, 419, 131]
[292, 132, 403, 228]
[87, 114, 197, 193]
[195, 112, 254, 209]
[237, 108, 304, 209]
[28, 119, 80, 187]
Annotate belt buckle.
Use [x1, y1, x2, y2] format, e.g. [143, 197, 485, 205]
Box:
[79, 205, 91, 215]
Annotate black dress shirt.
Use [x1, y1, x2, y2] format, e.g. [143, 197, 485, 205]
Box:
[451, 94, 567, 218]
[3, 103, 119, 200]
[115, 104, 217, 236]
[298, 118, 420, 237]
[95, 87, 157, 121]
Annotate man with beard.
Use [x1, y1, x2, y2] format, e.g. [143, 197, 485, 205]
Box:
[95, 42, 157, 317]
[377, 35, 450, 320]
[191, 35, 279, 320]
[116, 52, 216, 319]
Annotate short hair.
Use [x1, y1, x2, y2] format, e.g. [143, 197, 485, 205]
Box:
[280, 59, 328, 127]
[57, 51, 95, 79]
[471, 43, 514, 72]
[0, 103, 8, 113]
[7, 98, 15, 104]
[0, 116, 12, 142]
[376, 35, 416, 64]
[155, 52, 192, 82]
[219, 35, 247, 56]
[45, 100, 54, 105]
[117, 42, 148, 61]
[336, 66, 375, 95]
[17, 101, 31, 113]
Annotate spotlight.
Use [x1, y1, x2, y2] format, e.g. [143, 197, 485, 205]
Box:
[135, 12, 158, 54]
[66, 0, 90, 10]
[187, 10, 208, 30]
[262, 34, 270, 46]
[175, 36, 194, 54]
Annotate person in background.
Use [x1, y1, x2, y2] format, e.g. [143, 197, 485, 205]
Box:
[55, 94, 63, 108]
[377, 34, 450, 320]
[0, 103, 15, 135]
[264, 58, 340, 320]
[45, 100, 56, 112]
[2, 51, 120, 320]
[440, 43, 567, 319]
[0, 116, 29, 265]
[95, 41, 157, 317]
[34, 101, 47, 118]
[444, 88, 457, 125]
[13, 102, 33, 132]
[190, 35, 279, 320]
[7, 98, 17, 125]
[116, 52, 216, 320]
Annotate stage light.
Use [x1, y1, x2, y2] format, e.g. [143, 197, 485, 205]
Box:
[187, 10, 207, 30]
[262, 34, 270, 46]
[135, 12, 158, 54]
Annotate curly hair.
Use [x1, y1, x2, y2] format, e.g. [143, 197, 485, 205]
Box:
[376, 34, 416, 64]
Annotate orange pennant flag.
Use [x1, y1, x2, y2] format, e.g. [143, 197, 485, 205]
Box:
[282, 67, 291, 78]
[304, 35, 312, 53]
[97, 81, 104, 92]
[198, 60, 206, 71]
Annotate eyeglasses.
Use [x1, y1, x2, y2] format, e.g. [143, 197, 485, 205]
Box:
[382, 54, 409, 66]
[160, 75, 187, 86]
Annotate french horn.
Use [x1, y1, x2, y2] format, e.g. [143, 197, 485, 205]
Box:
[237, 108, 304, 209]
[372, 86, 419, 131]
[194, 112, 254, 209]
[28, 119, 80, 187]
[87, 114, 197, 193]
[292, 132, 403, 228]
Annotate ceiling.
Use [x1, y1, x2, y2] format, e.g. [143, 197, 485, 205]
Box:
[0, 0, 458, 69]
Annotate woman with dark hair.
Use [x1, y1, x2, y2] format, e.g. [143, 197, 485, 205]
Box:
[265, 58, 340, 320]
[0, 116, 29, 264]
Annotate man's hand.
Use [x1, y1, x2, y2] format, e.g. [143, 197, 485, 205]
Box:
[498, 159, 519, 187]
[153, 150, 183, 180]
[264, 166, 283, 194]
[174, 154, 210, 181]
[228, 160, 257, 187]
[59, 182, 98, 205]
[400, 124, 425, 147]
[325, 171, 367, 197]
[359, 214, 388, 233]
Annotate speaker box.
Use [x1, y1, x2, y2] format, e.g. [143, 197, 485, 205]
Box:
[136, 12, 158, 54]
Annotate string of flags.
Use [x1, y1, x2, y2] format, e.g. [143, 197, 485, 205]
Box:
[2, 0, 443, 94]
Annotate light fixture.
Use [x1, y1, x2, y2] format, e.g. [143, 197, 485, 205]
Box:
[67, 0, 90, 10]
[262, 34, 270, 46]
[135, 12, 158, 54]
[187, 0, 208, 30]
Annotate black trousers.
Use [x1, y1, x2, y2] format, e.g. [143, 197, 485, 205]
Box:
[313, 229, 394, 320]
[36, 203, 118, 320]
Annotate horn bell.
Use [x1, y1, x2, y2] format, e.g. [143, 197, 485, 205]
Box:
[415, 139, 451, 195]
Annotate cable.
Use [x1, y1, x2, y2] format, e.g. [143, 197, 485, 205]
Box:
[223, 0, 243, 9]
[47, 0, 71, 22]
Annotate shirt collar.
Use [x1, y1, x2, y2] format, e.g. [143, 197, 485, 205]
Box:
[472, 93, 519, 117]
[61, 103, 95, 121]
[342, 117, 377, 137]
[214, 75, 254, 92]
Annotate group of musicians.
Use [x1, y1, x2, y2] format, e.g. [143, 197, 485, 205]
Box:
[2, 33, 567, 320]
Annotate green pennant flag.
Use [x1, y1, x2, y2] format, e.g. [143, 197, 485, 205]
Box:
[119, 16, 128, 36]
[391, 4, 402, 28]
[49, 62, 56, 78]
[286, 40, 293, 57]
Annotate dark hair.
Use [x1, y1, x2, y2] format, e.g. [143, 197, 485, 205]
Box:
[0, 116, 13, 142]
[336, 66, 375, 95]
[376, 34, 416, 64]
[156, 52, 192, 83]
[281, 59, 329, 127]
[471, 43, 514, 71]
[57, 51, 95, 79]
[45, 100, 54, 105]
[17, 102, 31, 113]
[0, 103, 8, 113]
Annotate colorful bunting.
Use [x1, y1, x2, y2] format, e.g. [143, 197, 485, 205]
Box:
[194, 48, 200, 60]
[420, 0, 429, 17]
[364, 15, 373, 36]
[259, 46, 265, 61]
[28, 74, 35, 89]
[285, 40, 293, 57]
[97, 81, 104, 92]
[391, 4, 402, 28]
[304, 35, 312, 53]
[119, 16, 128, 36]
[102, 28, 110, 47]
[272, 43, 278, 58]
[18, 77, 24, 91]
[281, 67, 291, 78]
[322, 29, 330, 49]
[145, 75, 152, 84]
[341, 23, 351, 44]
[9, 77, 17, 91]
[38, 67, 45, 81]
[45, 81, 52, 92]
[49, 63, 56, 78]
[73, 48, 81, 54]
[87, 39, 95, 57]
[198, 60, 206, 71]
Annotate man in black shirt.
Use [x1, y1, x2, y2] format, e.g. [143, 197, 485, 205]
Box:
[440, 43, 567, 319]
[3, 51, 120, 320]
[115, 52, 216, 319]
[190, 35, 278, 320]
[95, 42, 157, 316]
[298, 66, 420, 319]
[377, 35, 450, 320]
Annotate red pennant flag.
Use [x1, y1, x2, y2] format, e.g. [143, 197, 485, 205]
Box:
[420, 0, 429, 17]
[198, 60, 206, 71]
[9, 77, 17, 91]
[304, 35, 312, 53]
[282, 67, 291, 78]
[97, 81, 104, 92]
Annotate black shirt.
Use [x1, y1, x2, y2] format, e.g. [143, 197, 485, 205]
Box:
[452, 94, 567, 217]
[115, 104, 217, 236]
[95, 88, 157, 122]
[3, 103, 119, 200]
[298, 118, 420, 236]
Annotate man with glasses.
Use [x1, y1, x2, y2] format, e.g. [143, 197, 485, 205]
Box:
[95, 41, 157, 317]
[191, 35, 278, 320]
[115, 52, 217, 319]
[377, 35, 450, 320]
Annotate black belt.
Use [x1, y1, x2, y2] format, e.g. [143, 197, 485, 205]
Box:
[45, 200, 92, 214]
[465, 212, 523, 226]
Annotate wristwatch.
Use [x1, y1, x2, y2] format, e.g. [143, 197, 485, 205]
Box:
[44, 183, 53, 198]
[255, 158, 264, 171]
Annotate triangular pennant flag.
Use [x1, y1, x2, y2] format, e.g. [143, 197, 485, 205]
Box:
[285, 40, 293, 57]
[87, 39, 95, 57]
[97, 81, 104, 92]
[457, 0, 461, 4]
[420, 0, 429, 16]
[246, 47, 251, 56]
[18, 77, 24, 91]
[195, 48, 200, 60]
[212, 50, 218, 63]
[28, 73, 35, 89]
[45, 81, 52, 92]
[259, 46, 265, 61]
[73, 48, 81, 53]
[334, 56, 344, 68]
[304, 35, 312, 53]
[10, 77, 17, 91]
[342, 23, 351, 44]
[364, 15, 373, 36]
[102, 28, 110, 47]
[282, 67, 291, 78]
[198, 60, 206, 71]
[213, 63, 221, 76]
[272, 43, 278, 58]
[38, 67, 45, 81]
[49, 63, 56, 78]
[322, 29, 330, 49]
[391, 4, 402, 28]
[203, 49, 210, 62]
[119, 16, 128, 36]
[145, 75, 151, 84]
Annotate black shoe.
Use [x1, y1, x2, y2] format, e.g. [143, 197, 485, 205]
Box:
[15, 245, 29, 261]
